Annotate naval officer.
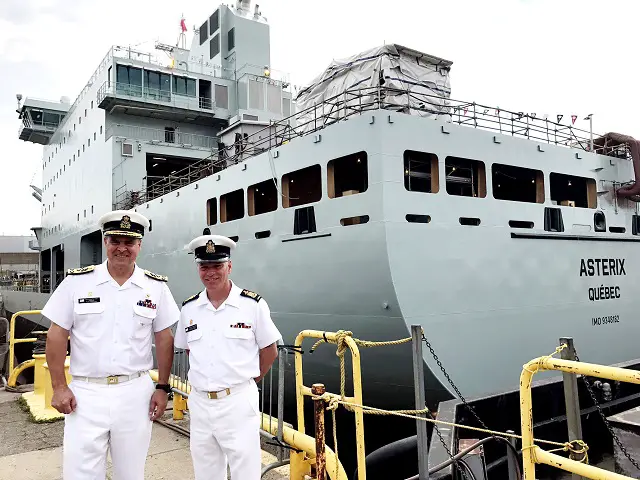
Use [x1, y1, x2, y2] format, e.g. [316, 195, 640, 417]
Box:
[43, 210, 180, 480]
[174, 234, 281, 480]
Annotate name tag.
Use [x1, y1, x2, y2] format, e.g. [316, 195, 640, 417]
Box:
[185, 324, 198, 333]
[78, 297, 101, 304]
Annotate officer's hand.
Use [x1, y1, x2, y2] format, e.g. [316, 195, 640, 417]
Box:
[149, 390, 168, 421]
[51, 386, 77, 414]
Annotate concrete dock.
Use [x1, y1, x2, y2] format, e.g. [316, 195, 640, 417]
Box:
[0, 388, 288, 480]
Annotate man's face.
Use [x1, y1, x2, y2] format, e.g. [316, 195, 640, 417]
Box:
[104, 235, 141, 269]
[197, 260, 232, 291]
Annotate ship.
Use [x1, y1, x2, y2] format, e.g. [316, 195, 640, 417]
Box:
[4, 1, 640, 473]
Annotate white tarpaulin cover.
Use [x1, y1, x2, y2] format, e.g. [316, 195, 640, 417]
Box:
[294, 44, 453, 131]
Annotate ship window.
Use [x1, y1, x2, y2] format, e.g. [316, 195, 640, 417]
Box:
[173, 76, 196, 97]
[199, 20, 208, 45]
[248, 179, 278, 216]
[404, 151, 439, 193]
[100, 126, 103, 134]
[328, 152, 368, 199]
[509, 220, 534, 229]
[610, 226, 625, 234]
[407, 214, 431, 223]
[88, 138, 91, 147]
[229, 236, 239, 242]
[341, 215, 369, 226]
[84, 109, 87, 117]
[116, 65, 142, 96]
[94, 132, 96, 141]
[210, 34, 220, 59]
[460, 217, 481, 226]
[255, 230, 271, 239]
[210, 10, 219, 34]
[43, 111, 60, 127]
[215, 85, 229, 109]
[220, 189, 244, 222]
[445, 156, 486, 198]
[91, 101, 94, 109]
[493, 164, 544, 203]
[145, 71, 171, 100]
[228, 28, 235, 51]
[206, 197, 217, 225]
[550, 173, 596, 208]
[282, 164, 322, 208]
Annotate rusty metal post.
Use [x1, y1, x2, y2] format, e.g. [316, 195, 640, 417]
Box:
[312, 383, 327, 480]
[560, 337, 583, 480]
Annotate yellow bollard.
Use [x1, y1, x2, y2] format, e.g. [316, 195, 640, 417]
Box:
[173, 393, 188, 420]
[289, 451, 312, 480]
[32, 354, 47, 397]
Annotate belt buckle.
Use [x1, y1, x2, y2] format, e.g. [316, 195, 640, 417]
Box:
[107, 375, 119, 385]
[207, 388, 231, 399]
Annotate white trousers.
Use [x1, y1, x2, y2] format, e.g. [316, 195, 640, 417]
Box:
[189, 380, 261, 480]
[63, 374, 155, 480]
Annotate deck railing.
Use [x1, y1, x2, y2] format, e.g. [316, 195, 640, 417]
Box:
[105, 124, 219, 150]
[114, 85, 629, 210]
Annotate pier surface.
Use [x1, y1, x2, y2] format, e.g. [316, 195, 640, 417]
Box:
[0, 387, 288, 480]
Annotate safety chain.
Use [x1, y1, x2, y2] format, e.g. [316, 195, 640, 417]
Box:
[421, 333, 489, 431]
[574, 349, 640, 471]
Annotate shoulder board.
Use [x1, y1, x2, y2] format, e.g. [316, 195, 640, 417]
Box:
[144, 270, 168, 282]
[66, 265, 96, 275]
[240, 289, 262, 302]
[182, 292, 200, 306]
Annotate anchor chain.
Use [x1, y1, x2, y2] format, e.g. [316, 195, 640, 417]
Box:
[422, 333, 489, 431]
[574, 349, 640, 471]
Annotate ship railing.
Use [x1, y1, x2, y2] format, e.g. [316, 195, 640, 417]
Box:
[110, 45, 236, 79]
[520, 347, 640, 479]
[97, 82, 217, 112]
[105, 124, 219, 150]
[114, 85, 629, 209]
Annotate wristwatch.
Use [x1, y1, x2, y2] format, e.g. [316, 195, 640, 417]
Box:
[156, 383, 171, 393]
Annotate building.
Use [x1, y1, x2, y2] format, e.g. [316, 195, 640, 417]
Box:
[0, 236, 39, 290]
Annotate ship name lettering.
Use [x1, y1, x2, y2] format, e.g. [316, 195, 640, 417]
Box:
[579, 258, 625, 277]
[588, 285, 620, 301]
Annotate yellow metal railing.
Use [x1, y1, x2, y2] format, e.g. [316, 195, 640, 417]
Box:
[520, 354, 640, 480]
[8, 310, 43, 386]
[295, 329, 363, 480]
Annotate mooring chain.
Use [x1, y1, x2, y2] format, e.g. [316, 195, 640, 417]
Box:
[421, 332, 489, 431]
[573, 348, 640, 471]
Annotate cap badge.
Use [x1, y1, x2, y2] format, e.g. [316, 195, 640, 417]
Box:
[120, 215, 131, 230]
[205, 240, 216, 253]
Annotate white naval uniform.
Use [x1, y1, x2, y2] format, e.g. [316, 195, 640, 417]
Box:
[174, 281, 282, 480]
[41, 261, 180, 480]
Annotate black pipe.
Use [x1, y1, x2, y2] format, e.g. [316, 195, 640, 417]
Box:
[354, 435, 418, 480]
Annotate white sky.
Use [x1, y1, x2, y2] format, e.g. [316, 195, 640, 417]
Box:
[1, 0, 638, 235]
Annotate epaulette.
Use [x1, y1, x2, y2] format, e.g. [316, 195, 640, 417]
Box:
[144, 270, 168, 282]
[240, 289, 262, 302]
[67, 265, 96, 275]
[182, 292, 200, 306]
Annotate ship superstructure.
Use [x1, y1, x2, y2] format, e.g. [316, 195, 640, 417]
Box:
[9, 0, 640, 412]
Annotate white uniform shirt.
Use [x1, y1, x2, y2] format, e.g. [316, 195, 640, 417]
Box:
[174, 281, 282, 391]
[41, 261, 180, 377]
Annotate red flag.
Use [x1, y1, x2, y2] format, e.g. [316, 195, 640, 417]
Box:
[180, 18, 187, 32]
[571, 115, 577, 124]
